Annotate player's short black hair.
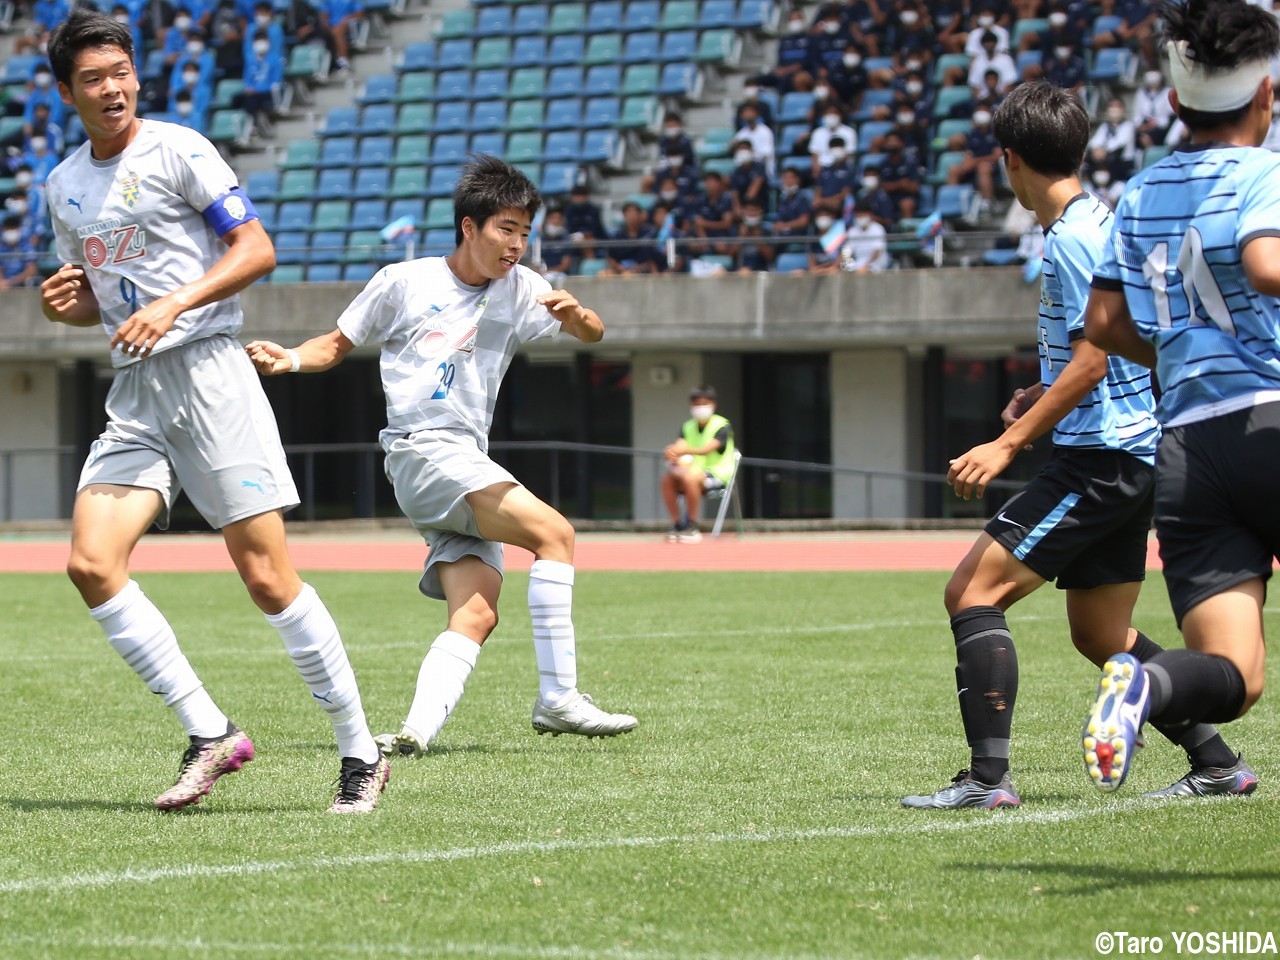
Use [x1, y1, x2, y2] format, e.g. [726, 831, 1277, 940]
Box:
[48, 8, 135, 87]
[452, 154, 541, 247]
[992, 80, 1090, 177]
[1161, 0, 1280, 130]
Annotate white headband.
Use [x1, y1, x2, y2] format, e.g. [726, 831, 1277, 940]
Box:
[1168, 39, 1270, 111]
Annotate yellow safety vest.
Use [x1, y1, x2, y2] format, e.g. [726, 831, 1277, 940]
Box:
[681, 413, 735, 484]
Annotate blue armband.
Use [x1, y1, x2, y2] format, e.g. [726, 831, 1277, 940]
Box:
[202, 187, 259, 238]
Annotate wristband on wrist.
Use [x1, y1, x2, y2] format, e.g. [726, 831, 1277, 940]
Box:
[286, 348, 301, 373]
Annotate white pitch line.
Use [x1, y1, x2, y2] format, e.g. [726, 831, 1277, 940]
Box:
[0, 799, 1150, 898]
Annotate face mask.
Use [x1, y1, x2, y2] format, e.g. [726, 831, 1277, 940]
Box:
[896, 112, 914, 126]
[2, 230, 20, 246]
[843, 54, 861, 68]
[666, 155, 682, 168]
[905, 80, 923, 96]
[978, 14, 995, 26]
[186, 40, 204, 56]
[823, 19, 840, 34]
[543, 223, 565, 239]
[664, 125, 682, 138]
[782, 183, 798, 196]
[15, 172, 32, 188]
[742, 214, 762, 227]
[830, 148, 847, 162]
[690, 404, 714, 420]
[815, 215, 834, 230]
[1092, 169, 1111, 187]
[855, 215, 872, 229]
[813, 85, 830, 100]
[660, 189, 678, 202]
[1106, 107, 1124, 123]
[176, 100, 194, 116]
[1144, 71, 1163, 89]
[972, 111, 991, 126]
[905, 59, 922, 72]
[861, 176, 879, 190]
[256, 14, 271, 27]
[1049, 12, 1067, 27]
[787, 18, 804, 34]
[114, 13, 130, 23]
[1055, 46, 1072, 61]
[253, 40, 270, 56]
[822, 113, 840, 129]
[183, 70, 199, 85]
[33, 72, 51, 89]
[744, 86, 759, 99]
[900, 10, 919, 25]
[6, 198, 27, 214]
[30, 137, 46, 152]
[735, 150, 753, 165]
[174, 15, 191, 30]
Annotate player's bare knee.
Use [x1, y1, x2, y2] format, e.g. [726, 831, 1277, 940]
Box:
[535, 512, 576, 556]
[452, 605, 498, 642]
[66, 551, 111, 595]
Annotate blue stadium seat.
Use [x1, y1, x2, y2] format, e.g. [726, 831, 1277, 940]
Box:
[432, 133, 469, 166]
[357, 136, 393, 167]
[699, 0, 736, 29]
[624, 1, 661, 32]
[778, 92, 814, 124]
[433, 102, 471, 133]
[358, 74, 397, 105]
[513, 5, 550, 35]
[855, 152, 886, 178]
[583, 97, 621, 129]
[1090, 15, 1123, 42]
[860, 120, 894, 145]
[470, 100, 508, 132]
[548, 34, 586, 63]
[774, 252, 810, 272]
[511, 36, 548, 69]
[388, 198, 425, 224]
[581, 129, 621, 166]
[586, 64, 622, 96]
[475, 5, 512, 37]
[138, 49, 167, 82]
[659, 30, 697, 62]
[398, 42, 435, 72]
[543, 130, 582, 161]
[935, 184, 974, 219]
[470, 132, 506, 157]
[778, 123, 810, 155]
[541, 162, 579, 196]
[422, 229, 456, 255]
[1016, 49, 1043, 76]
[316, 168, 354, 200]
[255, 202, 278, 231]
[659, 62, 699, 99]
[1091, 47, 1135, 82]
[246, 170, 279, 202]
[426, 166, 463, 198]
[473, 69, 508, 100]
[307, 263, 343, 282]
[343, 263, 378, 283]
[353, 166, 391, 199]
[277, 201, 314, 232]
[547, 66, 585, 99]
[273, 231, 310, 265]
[351, 199, 388, 231]
[359, 104, 396, 137]
[853, 89, 895, 122]
[545, 98, 583, 131]
[320, 106, 359, 137]
[437, 39, 474, 71]
[622, 31, 661, 64]
[862, 55, 895, 75]
[587, 1, 623, 33]
[310, 232, 347, 265]
[435, 70, 472, 102]
[735, 0, 776, 29]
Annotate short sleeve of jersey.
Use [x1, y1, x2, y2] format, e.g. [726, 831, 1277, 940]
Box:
[513, 268, 561, 343]
[337, 266, 404, 346]
[166, 133, 244, 220]
[1091, 209, 1124, 290]
[1235, 152, 1280, 247]
[1050, 228, 1098, 337]
[44, 172, 81, 265]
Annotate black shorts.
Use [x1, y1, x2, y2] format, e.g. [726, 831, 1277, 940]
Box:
[1155, 401, 1280, 626]
[986, 447, 1154, 590]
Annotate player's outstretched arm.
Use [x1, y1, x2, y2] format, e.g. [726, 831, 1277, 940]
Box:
[537, 288, 604, 343]
[246, 329, 356, 375]
[1084, 286, 1154, 368]
[41, 264, 101, 327]
[1242, 235, 1280, 297]
[111, 219, 276, 359]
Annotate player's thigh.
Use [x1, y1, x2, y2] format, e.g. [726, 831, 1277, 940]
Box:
[1064, 581, 1141, 665]
[68, 484, 166, 601]
[438, 554, 504, 642]
[1180, 580, 1267, 708]
[222, 508, 302, 612]
[944, 532, 1045, 614]
[467, 482, 574, 559]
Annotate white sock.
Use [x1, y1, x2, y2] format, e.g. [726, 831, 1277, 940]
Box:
[90, 580, 228, 739]
[266, 584, 379, 764]
[529, 559, 578, 709]
[402, 630, 481, 746]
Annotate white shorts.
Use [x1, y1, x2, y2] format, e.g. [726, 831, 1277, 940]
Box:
[383, 430, 518, 601]
[78, 335, 299, 530]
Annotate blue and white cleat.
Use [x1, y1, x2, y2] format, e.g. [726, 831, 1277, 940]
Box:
[901, 770, 1021, 809]
[1083, 653, 1150, 792]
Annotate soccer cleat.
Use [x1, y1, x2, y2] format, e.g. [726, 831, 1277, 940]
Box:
[1082, 652, 1150, 792]
[532, 692, 638, 739]
[327, 755, 391, 814]
[677, 524, 703, 543]
[374, 729, 427, 759]
[664, 525, 682, 543]
[1144, 754, 1259, 799]
[901, 770, 1021, 809]
[154, 727, 255, 811]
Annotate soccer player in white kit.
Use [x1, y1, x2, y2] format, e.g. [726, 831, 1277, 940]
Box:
[40, 9, 389, 813]
[247, 155, 638, 759]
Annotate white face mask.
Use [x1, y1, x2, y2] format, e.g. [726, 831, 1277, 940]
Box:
[896, 112, 914, 126]
[253, 40, 270, 56]
[29, 137, 46, 153]
[787, 18, 805, 34]
[855, 215, 872, 229]
[660, 189, 678, 202]
[972, 111, 991, 126]
[813, 86, 830, 100]
[174, 15, 191, 31]
[830, 148, 847, 162]
[822, 112, 840, 129]
[1092, 169, 1111, 187]
[1144, 71, 1163, 89]
[815, 215, 835, 230]
[176, 100, 194, 116]
[905, 59, 922, 73]
[690, 404, 714, 420]
[1049, 12, 1067, 27]
[114, 13, 130, 23]
[900, 10, 919, 25]
[743, 86, 759, 99]
[782, 183, 798, 196]
[978, 14, 995, 26]
[861, 176, 879, 190]
[256, 14, 271, 27]
[664, 125, 682, 137]
[543, 223, 565, 238]
[742, 214, 762, 227]
[33, 72, 51, 89]
[1055, 46, 1072, 61]
[666, 155, 682, 168]
[823, 19, 840, 34]
[735, 150, 753, 165]
[843, 54, 861, 68]
[1106, 107, 1124, 123]
[6, 198, 27, 214]
[15, 172, 32, 188]
[2, 230, 20, 246]
[186, 40, 204, 56]
[906, 80, 923, 96]
[183, 71, 199, 86]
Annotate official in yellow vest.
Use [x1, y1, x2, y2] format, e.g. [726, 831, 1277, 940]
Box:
[661, 385, 735, 543]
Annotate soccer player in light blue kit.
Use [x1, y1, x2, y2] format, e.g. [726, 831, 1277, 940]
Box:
[904, 81, 1250, 810]
[1081, 0, 1279, 793]
[40, 9, 388, 813]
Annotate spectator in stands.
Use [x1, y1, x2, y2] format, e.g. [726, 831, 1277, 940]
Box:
[809, 4, 852, 77]
[933, 0, 970, 53]
[171, 88, 207, 133]
[856, 166, 898, 229]
[172, 25, 217, 88]
[0, 215, 38, 289]
[968, 31, 1018, 95]
[1031, 4, 1084, 54]
[21, 132, 58, 185]
[824, 43, 869, 114]
[841, 0, 887, 57]
[5, 182, 46, 245]
[882, 102, 929, 157]
[1092, 0, 1158, 67]
[1082, 151, 1125, 210]
[651, 201, 687, 273]
[285, 0, 341, 75]
[600, 202, 658, 276]
[160, 6, 194, 70]
[564, 184, 606, 258]
[728, 139, 768, 210]
[841, 197, 890, 273]
[207, 0, 246, 79]
[892, 3, 937, 81]
[878, 134, 925, 221]
[971, 68, 1008, 118]
[655, 175, 691, 232]
[812, 136, 854, 219]
[243, 2, 286, 59]
[237, 28, 282, 136]
[137, 1, 178, 51]
[809, 104, 857, 178]
[691, 171, 736, 259]
[1044, 40, 1087, 95]
[1088, 97, 1137, 181]
[168, 58, 211, 119]
[4, 101, 63, 159]
[807, 207, 843, 273]
[732, 103, 775, 178]
[890, 69, 934, 126]
[22, 63, 65, 141]
[110, 4, 146, 62]
[641, 115, 698, 194]
[947, 107, 1001, 215]
[771, 7, 816, 92]
[805, 78, 848, 128]
[962, 5, 1012, 56]
[735, 199, 774, 273]
[1133, 69, 1175, 153]
[1012, 0, 1046, 21]
[15, 0, 70, 54]
[322, 0, 364, 74]
[734, 83, 775, 131]
[537, 206, 577, 280]
[772, 167, 812, 246]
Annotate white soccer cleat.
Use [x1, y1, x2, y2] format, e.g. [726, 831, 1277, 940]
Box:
[532, 692, 638, 739]
[374, 729, 427, 759]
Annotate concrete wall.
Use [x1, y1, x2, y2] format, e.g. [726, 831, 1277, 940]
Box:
[830, 349, 916, 519]
[0, 361, 67, 520]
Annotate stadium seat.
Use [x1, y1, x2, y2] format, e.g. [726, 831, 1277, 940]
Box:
[474, 38, 512, 70]
[1016, 50, 1043, 77]
[511, 36, 548, 69]
[424, 198, 455, 230]
[660, 30, 697, 62]
[208, 110, 250, 146]
[343, 230, 384, 265]
[473, 69, 509, 100]
[310, 231, 347, 264]
[392, 136, 430, 166]
[699, 0, 736, 29]
[316, 168, 353, 199]
[320, 107, 359, 137]
[508, 67, 546, 100]
[390, 167, 428, 199]
[859, 120, 894, 145]
[513, 5, 550, 35]
[280, 140, 320, 170]
[270, 264, 306, 282]
[278, 169, 316, 202]
[586, 65, 623, 97]
[547, 3, 586, 34]
[774, 252, 810, 273]
[387, 198, 426, 224]
[246, 170, 280, 201]
[547, 66, 585, 99]
[431, 133, 469, 166]
[285, 44, 330, 84]
[933, 53, 971, 86]
[543, 130, 582, 161]
[929, 150, 967, 185]
[396, 103, 435, 136]
[358, 74, 397, 105]
[1091, 48, 1136, 83]
[512, 161, 543, 185]
[358, 136, 394, 167]
[422, 229, 456, 255]
[624, 1, 661, 32]
[541, 162, 580, 196]
[1090, 15, 1124, 42]
[699, 127, 735, 158]
[622, 31, 660, 64]
[778, 92, 814, 125]
[360, 104, 397, 138]
[273, 232, 310, 266]
[618, 96, 659, 132]
[659, 0, 698, 30]
[475, 5, 512, 37]
[138, 49, 167, 82]
[255, 202, 278, 231]
[313, 201, 351, 232]
[931, 119, 972, 151]
[437, 39, 474, 71]
[855, 152, 886, 178]
[396, 72, 435, 103]
[435, 8, 475, 40]
[306, 263, 343, 281]
[659, 63, 700, 99]
[397, 42, 435, 73]
[586, 33, 624, 65]
[545, 98, 583, 131]
[505, 100, 546, 132]
[695, 29, 740, 66]
[470, 100, 508, 132]
[935, 183, 974, 219]
[426, 166, 463, 198]
[583, 97, 621, 129]
[933, 86, 972, 119]
[211, 79, 244, 112]
[548, 34, 586, 63]
[506, 131, 544, 163]
[778, 123, 810, 156]
[735, 0, 777, 30]
[277, 200, 314, 232]
[581, 129, 622, 167]
[586, 2, 623, 33]
[470, 132, 506, 157]
[1011, 17, 1048, 49]
[343, 263, 378, 283]
[852, 89, 894, 122]
[701, 157, 734, 178]
[622, 63, 660, 96]
[576, 257, 608, 277]
[435, 70, 472, 102]
[351, 199, 388, 231]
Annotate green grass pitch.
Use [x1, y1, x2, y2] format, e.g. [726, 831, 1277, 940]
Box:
[2, 569, 1277, 959]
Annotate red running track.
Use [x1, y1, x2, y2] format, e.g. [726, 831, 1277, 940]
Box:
[0, 532, 1166, 574]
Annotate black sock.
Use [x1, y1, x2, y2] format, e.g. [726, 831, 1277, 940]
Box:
[1128, 632, 1238, 769]
[1146, 649, 1247, 726]
[951, 605, 1018, 785]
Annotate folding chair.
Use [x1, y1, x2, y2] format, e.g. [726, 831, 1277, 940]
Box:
[705, 449, 744, 538]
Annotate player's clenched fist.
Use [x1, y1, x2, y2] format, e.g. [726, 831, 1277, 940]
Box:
[245, 339, 291, 375]
[41, 264, 100, 326]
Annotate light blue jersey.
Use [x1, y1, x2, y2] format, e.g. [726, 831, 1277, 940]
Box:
[1093, 144, 1280, 427]
[1041, 193, 1159, 463]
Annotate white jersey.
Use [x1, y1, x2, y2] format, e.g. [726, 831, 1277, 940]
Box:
[45, 119, 254, 369]
[337, 257, 561, 446]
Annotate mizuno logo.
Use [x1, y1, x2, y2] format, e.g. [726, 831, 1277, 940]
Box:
[66, 197, 83, 212]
